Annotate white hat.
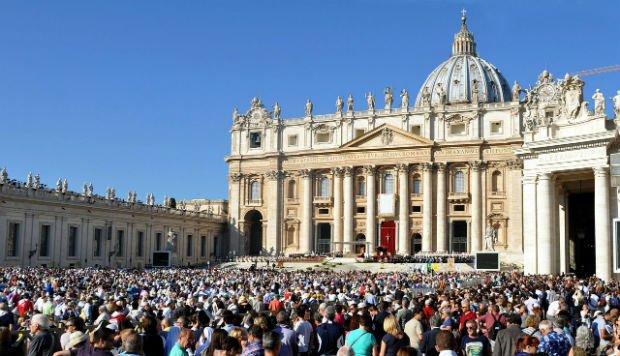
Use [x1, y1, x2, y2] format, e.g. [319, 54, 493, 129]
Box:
[68, 331, 87, 348]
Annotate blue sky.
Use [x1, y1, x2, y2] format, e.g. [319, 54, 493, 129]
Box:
[1, 0, 619, 201]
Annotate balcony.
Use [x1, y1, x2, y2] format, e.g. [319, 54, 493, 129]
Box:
[355, 194, 366, 200]
[313, 196, 333, 205]
[448, 192, 470, 203]
[286, 198, 299, 204]
[489, 190, 506, 197]
[247, 199, 262, 207]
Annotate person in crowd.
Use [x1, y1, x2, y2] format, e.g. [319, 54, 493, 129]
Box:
[568, 325, 593, 356]
[513, 336, 539, 356]
[0, 326, 18, 356]
[459, 320, 490, 356]
[169, 328, 194, 356]
[434, 330, 457, 356]
[272, 311, 297, 356]
[491, 314, 523, 356]
[420, 313, 444, 356]
[344, 312, 377, 356]
[293, 306, 313, 356]
[403, 307, 424, 351]
[537, 319, 571, 356]
[316, 306, 345, 356]
[241, 325, 264, 356]
[204, 329, 229, 356]
[119, 332, 143, 356]
[380, 314, 410, 356]
[261, 331, 280, 356]
[28, 313, 60, 356]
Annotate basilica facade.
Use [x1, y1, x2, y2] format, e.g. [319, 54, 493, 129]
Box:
[226, 15, 620, 279]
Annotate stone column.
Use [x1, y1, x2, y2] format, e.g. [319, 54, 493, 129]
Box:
[594, 167, 612, 281]
[397, 163, 409, 255]
[266, 170, 282, 254]
[365, 166, 377, 253]
[470, 161, 483, 252]
[343, 167, 354, 254]
[332, 168, 344, 254]
[522, 174, 537, 274]
[536, 172, 553, 274]
[228, 173, 243, 254]
[300, 169, 314, 254]
[558, 188, 567, 274]
[436, 163, 447, 252]
[422, 163, 433, 252]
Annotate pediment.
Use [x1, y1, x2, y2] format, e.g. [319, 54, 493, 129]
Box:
[341, 124, 434, 149]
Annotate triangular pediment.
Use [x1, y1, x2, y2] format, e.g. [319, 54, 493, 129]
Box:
[342, 124, 434, 149]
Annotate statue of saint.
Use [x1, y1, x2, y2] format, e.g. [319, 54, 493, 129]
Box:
[484, 223, 497, 251]
[305, 99, 313, 117]
[88, 183, 94, 197]
[367, 92, 375, 111]
[232, 107, 239, 123]
[471, 82, 479, 103]
[512, 81, 521, 102]
[613, 90, 620, 118]
[347, 95, 354, 112]
[384, 87, 393, 110]
[250, 97, 261, 109]
[26, 172, 32, 188]
[592, 89, 605, 115]
[0, 167, 7, 184]
[83, 184, 88, 196]
[62, 179, 68, 193]
[273, 102, 281, 119]
[336, 96, 344, 113]
[400, 89, 409, 111]
[33, 175, 40, 190]
[436, 83, 446, 104]
[421, 87, 430, 106]
[56, 179, 62, 192]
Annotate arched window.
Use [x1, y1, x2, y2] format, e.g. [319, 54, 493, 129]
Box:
[250, 181, 260, 201]
[383, 174, 394, 194]
[492, 171, 502, 192]
[454, 171, 465, 193]
[319, 177, 330, 197]
[357, 177, 366, 197]
[412, 174, 421, 194]
[287, 180, 296, 199]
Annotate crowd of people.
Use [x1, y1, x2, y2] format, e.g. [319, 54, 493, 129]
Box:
[0, 265, 619, 356]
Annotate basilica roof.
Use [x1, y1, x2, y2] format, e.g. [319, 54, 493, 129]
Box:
[415, 13, 511, 107]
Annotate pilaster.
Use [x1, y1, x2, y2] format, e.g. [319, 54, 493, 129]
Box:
[436, 163, 448, 252]
[397, 163, 409, 255]
[422, 162, 433, 252]
[364, 166, 377, 254]
[343, 167, 354, 254]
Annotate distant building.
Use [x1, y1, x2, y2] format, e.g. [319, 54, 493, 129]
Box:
[226, 13, 620, 279]
[0, 174, 227, 268]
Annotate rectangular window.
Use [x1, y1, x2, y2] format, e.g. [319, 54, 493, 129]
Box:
[250, 132, 262, 148]
[410, 125, 421, 135]
[200, 236, 206, 257]
[316, 132, 330, 143]
[411, 205, 422, 213]
[318, 208, 329, 215]
[117, 230, 124, 257]
[137, 231, 144, 257]
[7, 222, 20, 257]
[288, 135, 298, 146]
[68, 226, 78, 257]
[94, 228, 103, 257]
[356, 206, 366, 214]
[186, 235, 193, 257]
[450, 123, 466, 136]
[490, 122, 503, 134]
[156, 232, 162, 251]
[39, 224, 51, 257]
[454, 204, 466, 212]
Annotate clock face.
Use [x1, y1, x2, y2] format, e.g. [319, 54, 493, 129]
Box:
[539, 85, 555, 101]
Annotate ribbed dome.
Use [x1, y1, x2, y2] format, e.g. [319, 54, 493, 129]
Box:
[415, 13, 511, 107]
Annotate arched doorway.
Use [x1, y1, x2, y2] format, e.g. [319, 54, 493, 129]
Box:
[244, 210, 263, 256]
[411, 233, 422, 254]
[355, 234, 366, 255]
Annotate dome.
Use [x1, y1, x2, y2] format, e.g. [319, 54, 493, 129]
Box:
[415, 13, 511, 107]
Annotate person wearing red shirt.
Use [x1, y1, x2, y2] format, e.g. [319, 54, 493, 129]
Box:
[269, 294, 284, 313]
[423, 299, 435, 326]
[459, 300, 477, 332]
[17, 297, 33, 317]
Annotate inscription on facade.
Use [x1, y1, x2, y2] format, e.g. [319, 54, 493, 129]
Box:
[285, 149, 431, 166]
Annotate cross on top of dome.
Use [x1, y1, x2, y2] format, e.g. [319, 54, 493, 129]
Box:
[453, 9, 476, 56]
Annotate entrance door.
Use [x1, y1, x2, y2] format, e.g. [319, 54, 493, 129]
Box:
[355, 234, 366, 255]
[380, 221, 396, 255]
[411, 233, 422, 254]
[568, 192, 595, 277]
[317, 223, 331, 254]
[452, 221, 468, 253]
[245, 210, 263, 256]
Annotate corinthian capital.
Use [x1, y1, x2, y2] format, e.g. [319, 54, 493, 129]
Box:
[395, 163, 409, 174]
[468, 160, 485, 171]
[363, 165, 376, 176]
[331, 167, 344, 177]
[230, 173, 243, 182]
[298, 169, 313, 178]
[265, 170, 282, 181]
[421, 162, 434, 172]
[343, 166, 354, 177]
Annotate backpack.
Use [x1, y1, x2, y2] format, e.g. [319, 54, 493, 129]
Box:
[337, 331, 367, 356]
[487, 314, 505, 340]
